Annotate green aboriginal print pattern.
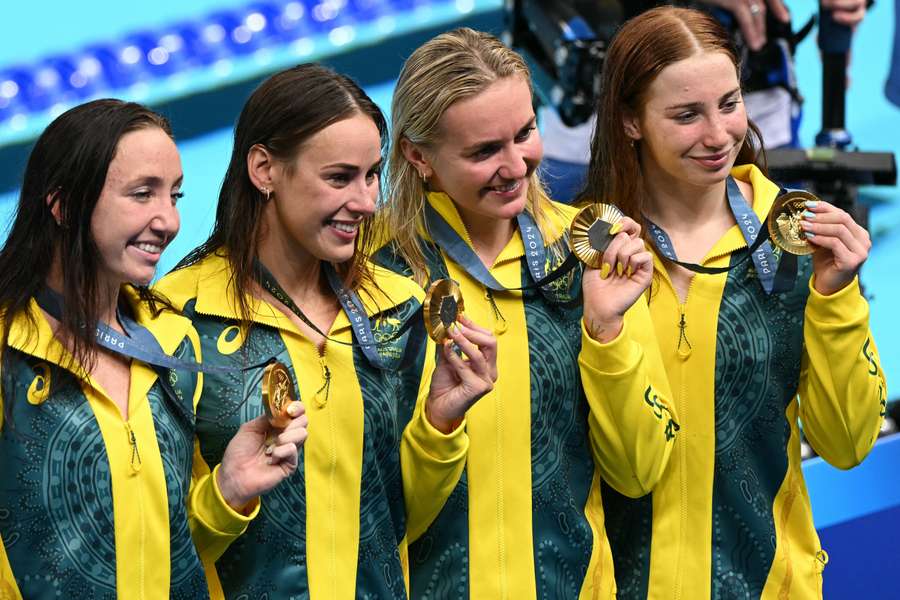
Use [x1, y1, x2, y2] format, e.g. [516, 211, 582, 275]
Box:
[710, 252, 813, 599]
[522, 259, 596, 600]
[0, 338, 206, 600]
[185, 292, 424, 599]
[598, 482, 653, 600]
[383, 239, 598, 600]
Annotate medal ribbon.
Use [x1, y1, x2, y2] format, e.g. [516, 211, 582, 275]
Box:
[254, 260, 416, 370]
[644, 177, 796, 294]
[36, 287, 210, 372]
[423, 200, 579, 293]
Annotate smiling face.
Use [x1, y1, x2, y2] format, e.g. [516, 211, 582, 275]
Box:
[625, 50, 747, 192]
[89, 126, 182, 288]
[420, 75, 541, 226]
[262, 112, 382, 265]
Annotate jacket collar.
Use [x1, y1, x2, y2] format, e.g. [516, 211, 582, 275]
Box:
[424, 191, 571, 267]
[192, 252, 420, 335]
[703, 164, 782, 263]
[7, 285, 191, 372]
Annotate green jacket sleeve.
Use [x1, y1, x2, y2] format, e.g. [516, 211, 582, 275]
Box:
[400, 338, 470, 543]
[182, 325, 259, 569]
[799, 276, 887, 469]
[579, 298, 678, 498]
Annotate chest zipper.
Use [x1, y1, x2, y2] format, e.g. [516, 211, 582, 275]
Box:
[676, 307, 692, 358]
[125, 422, 142, 473]
[313, 343, 331, 408]
[485, 288, 508, 335]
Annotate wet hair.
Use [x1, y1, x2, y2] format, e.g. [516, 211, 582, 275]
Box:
[581, 5, 766, 219]
[176, 63, 388, 322]
[379, 27, 563, 285]
[0, 98, 173, 376]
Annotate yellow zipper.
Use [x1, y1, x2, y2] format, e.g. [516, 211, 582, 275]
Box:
[124, 421, 147, 598]
[124, 422, 142, 473]
[313, 341, 331, 408]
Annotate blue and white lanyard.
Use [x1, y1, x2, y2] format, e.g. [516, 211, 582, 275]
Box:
[645, 177, 795, 294]
[255, 260, 414, 370]
[423, 201, 578, 293]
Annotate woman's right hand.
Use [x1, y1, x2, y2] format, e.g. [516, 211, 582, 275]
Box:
[216, 401, 308, 512]
[425, 315, 498, 434]
[581, 216, 653, 343]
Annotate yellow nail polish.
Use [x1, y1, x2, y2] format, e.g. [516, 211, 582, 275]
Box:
[600, 263, 611, 279]
[610, 222, 623, 235]
[626, 265, 633, 278]
[616, 262, 624, 277]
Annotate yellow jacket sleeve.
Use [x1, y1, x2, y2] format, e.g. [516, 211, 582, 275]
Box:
[400, 339, 470, 543]
[579, 298, 678, 498]
[799, 276, 887, 469]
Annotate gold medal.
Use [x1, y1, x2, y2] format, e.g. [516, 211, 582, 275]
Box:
[261, 361, 296, 428]
[569, 203, 625, 268]
[767, 191, 816, 256]
[423, 279, 465, 343]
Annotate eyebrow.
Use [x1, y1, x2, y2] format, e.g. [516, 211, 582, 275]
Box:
[321, 159, 383, 170]
[125, 175, 183, 188]
[664, 87, 741, 111]
[460, 116, 536, 154]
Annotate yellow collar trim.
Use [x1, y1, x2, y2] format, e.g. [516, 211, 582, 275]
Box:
[424, 191, 574, 267]
[192, 253, 421, 335]
[703, 164, 782, 263]
[7, 286, 191, 371]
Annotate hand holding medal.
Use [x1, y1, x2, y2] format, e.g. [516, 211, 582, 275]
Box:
[423, 279, 498, 434]
[215, 361, 308, 512]
[774, 193, 872, 296]
[573, 204, 654, 342]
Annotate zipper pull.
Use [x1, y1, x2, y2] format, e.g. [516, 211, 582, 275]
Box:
[125, 423, 142, 473]
[677, 309, 692, 358]
[314, 358, 331, 408]
[485, 289, 508, 335]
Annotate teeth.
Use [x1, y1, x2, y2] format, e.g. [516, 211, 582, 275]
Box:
[135, 242, 162, 253]
[331, 222, 358, 233]
[492, 182, 518, 193]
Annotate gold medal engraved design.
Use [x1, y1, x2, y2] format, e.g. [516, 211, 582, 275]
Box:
[570, 203, 625, 268]
[423, 279, 465, 344]
[262, 361, 296, 429]
[767, 191, 817, 256]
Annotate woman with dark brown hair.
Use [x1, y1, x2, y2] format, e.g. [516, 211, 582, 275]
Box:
[157, 63, 497, 599]
[0, 98, 306, 599]
[584, 7, 886, 598]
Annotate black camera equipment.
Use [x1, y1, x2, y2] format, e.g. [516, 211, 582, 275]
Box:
[765, 3, 896, 222]
[505, 0, 621, 127]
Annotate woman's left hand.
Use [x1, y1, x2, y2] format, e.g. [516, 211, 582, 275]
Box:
[801, 200, 871, 296]
[216, 401, 308, 512]
[582, 216, 654, 343]
[425, 315, 498, 434]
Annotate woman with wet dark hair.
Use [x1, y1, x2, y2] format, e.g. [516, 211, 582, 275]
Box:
[0, 99, 307, 599]
[158, 63, 497, 598]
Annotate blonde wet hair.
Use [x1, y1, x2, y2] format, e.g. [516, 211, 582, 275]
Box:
[380, 27, 563, 285]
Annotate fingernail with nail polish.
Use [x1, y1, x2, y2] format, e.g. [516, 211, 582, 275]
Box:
[802, 210, 815, 219]
[600, 263, 611, 279]
[805, 200, 818, 208]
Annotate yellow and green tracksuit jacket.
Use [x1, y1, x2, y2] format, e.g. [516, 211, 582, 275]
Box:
[602, 164, 888, 600]
[0, 286, 255, 600]
[375, 192, 677, 599]
[156, 251, 468, 599]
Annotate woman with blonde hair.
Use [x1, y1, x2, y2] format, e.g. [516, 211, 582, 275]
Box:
[583, 7, 886, 598]
[377, 27, 677, 599]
